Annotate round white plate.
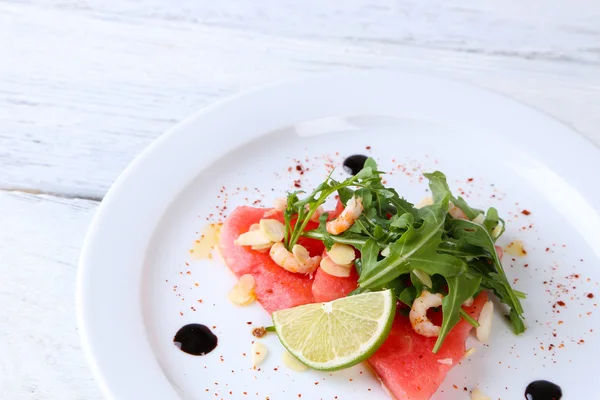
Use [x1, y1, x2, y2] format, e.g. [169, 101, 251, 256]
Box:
[77, 72, 600, 399]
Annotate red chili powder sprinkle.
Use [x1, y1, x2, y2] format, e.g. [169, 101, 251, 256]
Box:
[522, 210, 531, 215]
[557, 301, 566, 307]
[588, 293, 595, 299]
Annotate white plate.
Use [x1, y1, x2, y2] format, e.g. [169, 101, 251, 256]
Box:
[77, 72, 600, 399]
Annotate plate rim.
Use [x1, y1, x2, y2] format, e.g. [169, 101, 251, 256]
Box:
[76, 71, 600, 399]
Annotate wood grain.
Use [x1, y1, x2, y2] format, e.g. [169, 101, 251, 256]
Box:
[0, 192, 101, 399]
[1, 1, 599, 199]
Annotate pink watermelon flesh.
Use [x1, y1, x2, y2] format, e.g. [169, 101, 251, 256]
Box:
[219, 206, 486, 399]
[218, 206, 323, 313]
[368, 292, 487, 400]
[312, 265, 359, 303]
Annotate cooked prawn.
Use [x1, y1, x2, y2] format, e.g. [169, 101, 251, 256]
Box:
[263, 197, 288, 217]
[326, 196, 363, 235]
[307, 205, 325, 222]
[409, 290, 444, 337]
[269, 242, 321, 274]
[448, 201, 468, 220]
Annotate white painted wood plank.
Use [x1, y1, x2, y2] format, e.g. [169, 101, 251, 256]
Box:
[1, 1, 599, 200]
[0, 191, 101, 400]
[11, 0, 600, 64]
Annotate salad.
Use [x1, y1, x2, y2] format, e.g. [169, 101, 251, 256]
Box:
[219, 158, 525, 399]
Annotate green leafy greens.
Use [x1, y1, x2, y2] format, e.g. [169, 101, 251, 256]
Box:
[281, 158, 525, 353]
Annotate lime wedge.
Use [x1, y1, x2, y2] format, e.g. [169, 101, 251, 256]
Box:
[272, 289, 396, 371]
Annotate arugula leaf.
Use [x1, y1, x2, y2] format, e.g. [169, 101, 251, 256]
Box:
[364, 157, 378, 171]
[433, 273, 482, 353]
[359, 239, 380, 273]
[353, 258, 363, 275]
[410, 272, 425, 294]
[390, 213, 414, 229]
[450, 219, 525, 332]
[337, 187, 355, 205]
[359, 194, 466, 289]
[424, 171, 486, 220]
[383, 277, 407, 299]
[438, 239, 488, 259]
[407, 252, 467, 280]
[423, 171, 452, 203]
[450, 196, 484, 220]
[508, 308, 526, 333]
[475, 270, 526, 334]
[285, 165, 381, 249]
[388, 193, 417, 218]
[484, 207, 499, 233]
[303, 225, 371, 251]
[398, 285, 417, 307]
[429, 274, 448, 294]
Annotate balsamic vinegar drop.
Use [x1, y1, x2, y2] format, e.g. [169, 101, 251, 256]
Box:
[173, 324, 218, 356]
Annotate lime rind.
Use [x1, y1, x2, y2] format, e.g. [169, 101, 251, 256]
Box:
[272, 289, 396, 371]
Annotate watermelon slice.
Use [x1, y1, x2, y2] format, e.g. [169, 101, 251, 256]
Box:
[311, 265, 359, 303]
[218, 206, 323, 313]
[368, 293, 487, 399]
[219, 206, 485, 399]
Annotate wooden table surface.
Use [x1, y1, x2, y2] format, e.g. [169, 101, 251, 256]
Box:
[1, 1, 599, 398]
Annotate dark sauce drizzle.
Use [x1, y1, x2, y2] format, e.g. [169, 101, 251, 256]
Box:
[173, 324, 218, 356]
[525, 380, 562, 400]
[343, 154, 368, 176]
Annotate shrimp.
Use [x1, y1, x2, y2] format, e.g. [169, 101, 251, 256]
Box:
[263, 198, 287, 217]
[326, 196, 363, 235]
[409, 290, 444, 337]
[306, 204, 325, 222]
[448, 201, 468, 220]
[269, 242, 321, 274]
[495, 245, 504, 261]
